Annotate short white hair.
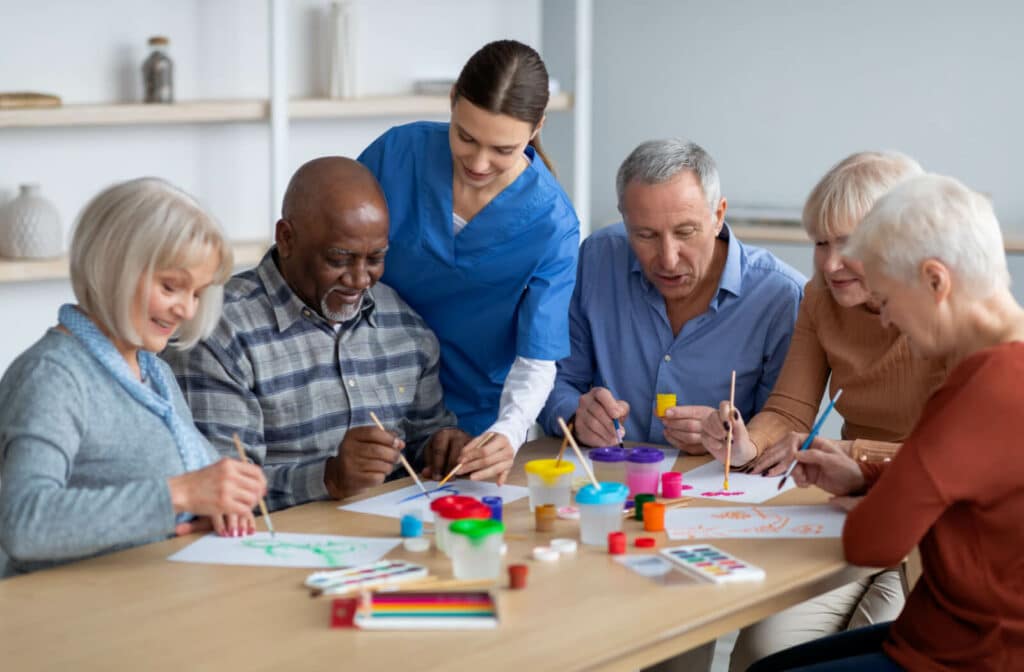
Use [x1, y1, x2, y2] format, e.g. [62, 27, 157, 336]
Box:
[69, 178, 233, 350]
[616, 138, 721, 215]
[802, 151, 923, 239]
[845, 173, 1010, 297]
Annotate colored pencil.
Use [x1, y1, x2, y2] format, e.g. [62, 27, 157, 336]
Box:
[556, 416, 601, 489]
[369, 411, 429, 498]
[232, 433, 275, 537]
[724, 370, 736, 490]
[778, 389, 844, 490]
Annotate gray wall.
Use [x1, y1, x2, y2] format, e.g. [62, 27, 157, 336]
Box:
[546, 0, 1024, 233]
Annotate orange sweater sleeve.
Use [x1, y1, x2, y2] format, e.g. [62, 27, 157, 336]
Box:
[746, 282, 829, 457]
[844, 443, 947, 568]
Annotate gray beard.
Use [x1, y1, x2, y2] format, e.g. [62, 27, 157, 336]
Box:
[320, 289, 363, 323]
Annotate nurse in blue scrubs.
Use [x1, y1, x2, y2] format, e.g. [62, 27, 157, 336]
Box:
[359, 40, 579, 484]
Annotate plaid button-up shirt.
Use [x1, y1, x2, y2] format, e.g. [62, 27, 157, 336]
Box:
[164, 249, 456, 511]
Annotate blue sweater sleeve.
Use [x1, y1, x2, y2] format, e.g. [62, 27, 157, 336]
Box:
[0, 357, 176, 568]
[539, 238, 594, 436]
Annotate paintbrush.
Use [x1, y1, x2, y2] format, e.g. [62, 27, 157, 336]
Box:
[233, 433, 275, 537]
[724, 370, 736, 490]
[369, 411, 429, 498]
[778, 389, 844, 490]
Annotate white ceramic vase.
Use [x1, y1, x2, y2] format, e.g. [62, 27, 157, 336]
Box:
[328, 0, 358, 99]
[0, 184, 63, 259]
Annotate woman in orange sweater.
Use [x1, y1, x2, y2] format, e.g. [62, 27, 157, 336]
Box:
[701, 151, 947, 670]
[750, 173, 1024, 670]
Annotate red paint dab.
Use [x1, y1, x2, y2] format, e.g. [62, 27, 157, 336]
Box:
[700, 490, 746, 497]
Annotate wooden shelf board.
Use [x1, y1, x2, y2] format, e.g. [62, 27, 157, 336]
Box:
[0, 93, 574, 129]
[0, 240, 269, 284]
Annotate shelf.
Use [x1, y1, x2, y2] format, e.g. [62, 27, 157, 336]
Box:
[0, 93, 574, 129]
[731, 224, 1024, 254]
[0, 240, 269, 284]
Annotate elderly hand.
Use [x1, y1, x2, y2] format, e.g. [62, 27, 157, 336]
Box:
[167, 458, 267, 537]
[700, 401, 757, 466]
[325, 425, 405, 499]
[456, 432, 516, 485]
[575, 387, 629, 447]
[750, 433, 853, 476]
[663, 405, 715, 455]
[791, 439, 866, 496]
[421, 427, 473, 480]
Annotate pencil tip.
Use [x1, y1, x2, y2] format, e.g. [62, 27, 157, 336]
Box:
[777, 477, 787, 490]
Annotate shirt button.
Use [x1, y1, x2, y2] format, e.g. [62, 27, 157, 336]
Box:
[348, 379, 356, 387]
[302, 309, 312, 318]
[664, 354, 672, 362]
[398, 386, 406, 394]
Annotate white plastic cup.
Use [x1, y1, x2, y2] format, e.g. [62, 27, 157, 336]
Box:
[575, 482, 630, 546]
[448, 519, 505, 580]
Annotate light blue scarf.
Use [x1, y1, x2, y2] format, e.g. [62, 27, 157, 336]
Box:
[59, 304, 211, 522]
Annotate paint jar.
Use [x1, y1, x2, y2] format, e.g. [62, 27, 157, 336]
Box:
[626, 447, 665, 497]
[656, 393, 677, 417]
[588, 446, 627, 484]
[661, 471, 684, 498]
[449, 518, 505, 580]
[575, 482, 629, 545]
[643, 502, 666, 532]
[482, 496, 503, 521]
[429, 495, 491, 556]
[535, 504, 557, 532]
[524, 459, 575, 512]
[634, 493, 656, 521]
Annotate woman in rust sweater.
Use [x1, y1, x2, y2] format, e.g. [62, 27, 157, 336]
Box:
[701, 151, 947, 670]
[750, 173, 1024, 670]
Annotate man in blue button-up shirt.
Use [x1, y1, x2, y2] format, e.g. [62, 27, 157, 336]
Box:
[540, 139, 805, 453]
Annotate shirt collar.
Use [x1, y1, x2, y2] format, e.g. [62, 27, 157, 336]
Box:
[628, 222, 744, 307]
[256, 247, 378, 333]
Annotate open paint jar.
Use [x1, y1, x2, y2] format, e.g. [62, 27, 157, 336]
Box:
[575, 482, 629, 545]
[449, 518, 505, 580]
[524, 458, 575, 512]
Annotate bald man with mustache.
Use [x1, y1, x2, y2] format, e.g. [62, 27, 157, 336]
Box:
[166, 157, 469, 510]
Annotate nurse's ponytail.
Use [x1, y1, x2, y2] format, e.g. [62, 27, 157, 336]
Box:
[454, 40, 557, 176]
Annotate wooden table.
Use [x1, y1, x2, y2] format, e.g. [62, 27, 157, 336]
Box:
[0, 439, 866, 671]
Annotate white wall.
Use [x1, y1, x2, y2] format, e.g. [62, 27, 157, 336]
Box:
[0, 0, 541, 373]
[579, 0, 1024, 231]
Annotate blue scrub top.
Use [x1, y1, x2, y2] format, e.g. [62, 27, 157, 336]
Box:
[359, 121, 580, 435]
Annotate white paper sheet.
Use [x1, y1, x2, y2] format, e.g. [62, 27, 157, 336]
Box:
[167, 532, 402, 568]
[665, 505, 846, 540]
[676, 460, 796, 503]
[339, 478, 529, 523]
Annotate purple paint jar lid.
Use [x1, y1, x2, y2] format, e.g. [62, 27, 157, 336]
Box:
[627, 447, 665, 464]
[589, 447, 627, 463]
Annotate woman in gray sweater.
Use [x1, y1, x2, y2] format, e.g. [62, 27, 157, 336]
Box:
[0, 178, 267, 576]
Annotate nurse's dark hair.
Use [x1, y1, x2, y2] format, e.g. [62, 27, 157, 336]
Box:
[454, 39, 555, 175]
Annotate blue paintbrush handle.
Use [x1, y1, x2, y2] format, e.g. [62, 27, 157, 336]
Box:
[779, 389, 844, 486]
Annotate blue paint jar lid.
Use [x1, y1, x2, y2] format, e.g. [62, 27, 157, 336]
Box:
[627, 447, 665, 464]
[575, 482, 629, 505]
[589, 447, 627, 463]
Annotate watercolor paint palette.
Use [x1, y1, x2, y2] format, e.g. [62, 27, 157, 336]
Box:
[660, 544, 765, 583]
[306, 561, 428, 596]
[332, 591, 499, 630]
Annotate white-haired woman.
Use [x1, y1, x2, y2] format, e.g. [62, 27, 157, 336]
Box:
[750, 174, 1024, 670]
[700, 152, 948, 670]
[0, 178, 266, 576]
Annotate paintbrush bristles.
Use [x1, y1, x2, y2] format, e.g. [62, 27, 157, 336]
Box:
[556, 416, 600, 490]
